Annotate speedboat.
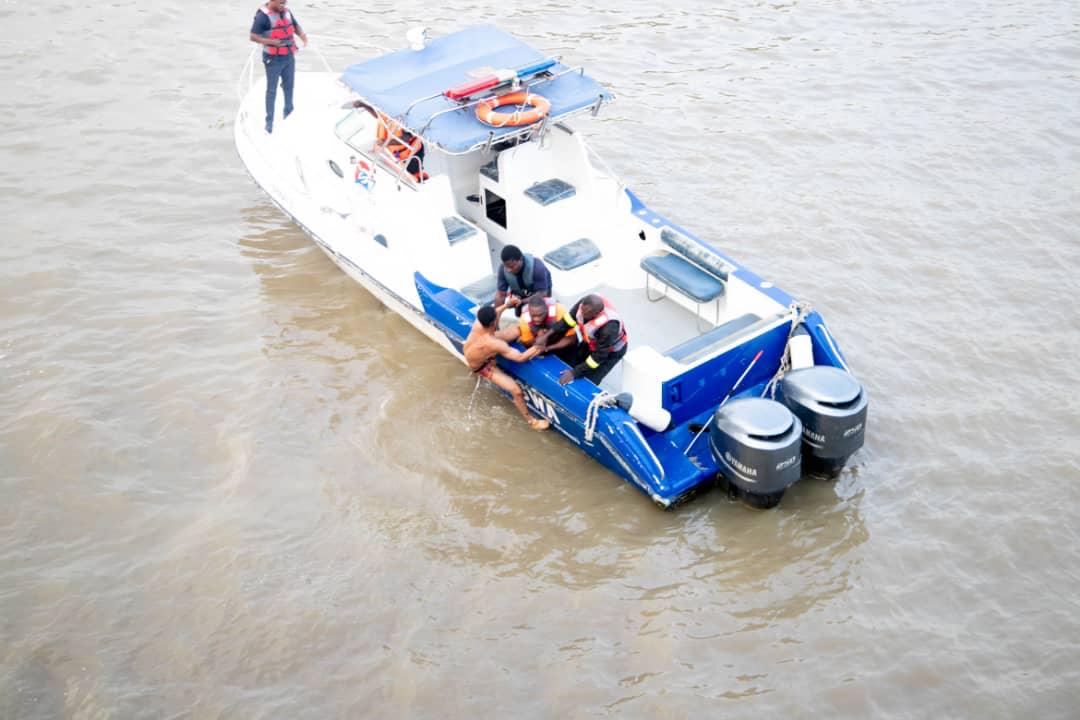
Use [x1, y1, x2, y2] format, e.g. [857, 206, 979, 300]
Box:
[234, 25, 867, 508]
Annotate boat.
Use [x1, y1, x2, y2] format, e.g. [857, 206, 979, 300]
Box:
[234, 25, 868, 509]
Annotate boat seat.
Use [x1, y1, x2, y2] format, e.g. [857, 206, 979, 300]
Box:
[641, 253, 726, 330]
[665, 313, 762, 364]
[442, 216, 478, 245]
[660, 228, 731, 280]
[459, 275, 497, 306]
[544, 237, 601, 271]
[524, 178, 576, 206]
[641, 254, 726, 304]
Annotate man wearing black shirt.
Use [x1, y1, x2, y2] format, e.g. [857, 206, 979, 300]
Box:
[493, 245, 552, 315]
[541, 294, 629, 386]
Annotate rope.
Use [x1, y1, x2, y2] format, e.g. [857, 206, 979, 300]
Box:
[762, 300, 813, 399]
[584, 391, 617, 444]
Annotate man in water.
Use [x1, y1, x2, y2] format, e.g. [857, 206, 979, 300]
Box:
[463, 303, 550, 431]
[250, 0, 308, 134]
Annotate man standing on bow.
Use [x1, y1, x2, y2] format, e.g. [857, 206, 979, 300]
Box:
[250, 0, 308, 134]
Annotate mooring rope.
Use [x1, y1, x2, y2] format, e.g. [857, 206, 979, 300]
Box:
[584, 391, 617, 444]
[762, 300, 813, 399]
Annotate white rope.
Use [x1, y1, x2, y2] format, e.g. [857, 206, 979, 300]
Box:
[584, 391, 617, 444]
[762, 300, 813, 399]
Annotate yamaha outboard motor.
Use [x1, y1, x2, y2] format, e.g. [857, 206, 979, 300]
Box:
[708, 398, 803, 509]
[781, 366, 868, 477]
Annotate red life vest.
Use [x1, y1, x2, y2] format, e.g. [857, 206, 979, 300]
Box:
[259, 5, 296, 55]
[576, 298, 628, 353]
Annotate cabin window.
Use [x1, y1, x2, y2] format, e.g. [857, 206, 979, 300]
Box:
[480, 158, 499, 182]
[485, 190, 507, 228]
[333, 109, 372, 153]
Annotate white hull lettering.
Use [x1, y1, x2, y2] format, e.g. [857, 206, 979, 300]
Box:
[523, 387, 561, 426]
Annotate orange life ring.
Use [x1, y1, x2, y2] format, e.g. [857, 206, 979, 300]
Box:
[475, 91, 551, 127]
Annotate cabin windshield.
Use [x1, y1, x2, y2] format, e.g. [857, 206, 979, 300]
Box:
[333, 109, 372, 154]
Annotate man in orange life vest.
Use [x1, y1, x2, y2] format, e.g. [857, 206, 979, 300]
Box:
[539, 294, 629, 386]
[515, 295, 579, 364]
[249, 0, 308, 134]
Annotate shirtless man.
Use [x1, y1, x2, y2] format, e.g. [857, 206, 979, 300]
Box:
[463, 303, 550, 431]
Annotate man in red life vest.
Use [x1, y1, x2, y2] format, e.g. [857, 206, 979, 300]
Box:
[249, 0, 308, 134]
[539, 294, 629, 386]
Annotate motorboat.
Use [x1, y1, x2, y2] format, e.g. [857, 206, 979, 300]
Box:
[234, 25, 867, 508]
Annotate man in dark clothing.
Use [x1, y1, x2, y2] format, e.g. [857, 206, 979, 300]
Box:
[249, 0, 308, 134]
[493, 245, 552, 316]
[540, 294, 629, 386]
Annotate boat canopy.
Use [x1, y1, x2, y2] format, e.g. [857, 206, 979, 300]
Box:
[339, 25, 614, 153]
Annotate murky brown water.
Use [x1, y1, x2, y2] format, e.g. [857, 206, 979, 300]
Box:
[4, 1, 1080, 717]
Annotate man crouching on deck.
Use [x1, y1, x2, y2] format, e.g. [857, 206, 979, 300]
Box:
[463, 303, 550, 431]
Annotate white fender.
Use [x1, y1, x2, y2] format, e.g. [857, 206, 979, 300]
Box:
[625, 396, 671, 432]
[789, 325, 814, 370]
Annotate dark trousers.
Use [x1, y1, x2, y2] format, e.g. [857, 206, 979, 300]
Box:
[577, 344, 628, 385]
[263, 53, 295, 132]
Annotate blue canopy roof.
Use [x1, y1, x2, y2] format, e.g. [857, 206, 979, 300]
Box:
[340, 26, 613, 153]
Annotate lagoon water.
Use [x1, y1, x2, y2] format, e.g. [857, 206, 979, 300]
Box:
[3, 1, 1080, 717]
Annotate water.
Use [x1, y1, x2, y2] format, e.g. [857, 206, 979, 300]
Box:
[3, 1, 1079, 717]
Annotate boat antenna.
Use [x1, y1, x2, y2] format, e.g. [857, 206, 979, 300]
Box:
[406, 26, 429, 51]
[684, 349, 764, 455]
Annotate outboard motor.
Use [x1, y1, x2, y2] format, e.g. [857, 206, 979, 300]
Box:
[708, 398, 803, 509]
[781, 366, 868, 477]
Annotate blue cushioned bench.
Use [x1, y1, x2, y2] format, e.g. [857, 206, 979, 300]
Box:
[640, 252, 726, 329]
[641, 254, 726, 303]
[665, 313, 762, 364]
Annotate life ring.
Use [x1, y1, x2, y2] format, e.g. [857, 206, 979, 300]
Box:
[475, 91, 551, 127]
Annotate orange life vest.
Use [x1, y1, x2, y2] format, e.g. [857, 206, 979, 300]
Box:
[375, 113, 425, 180]
[518, 298, 576, 344]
